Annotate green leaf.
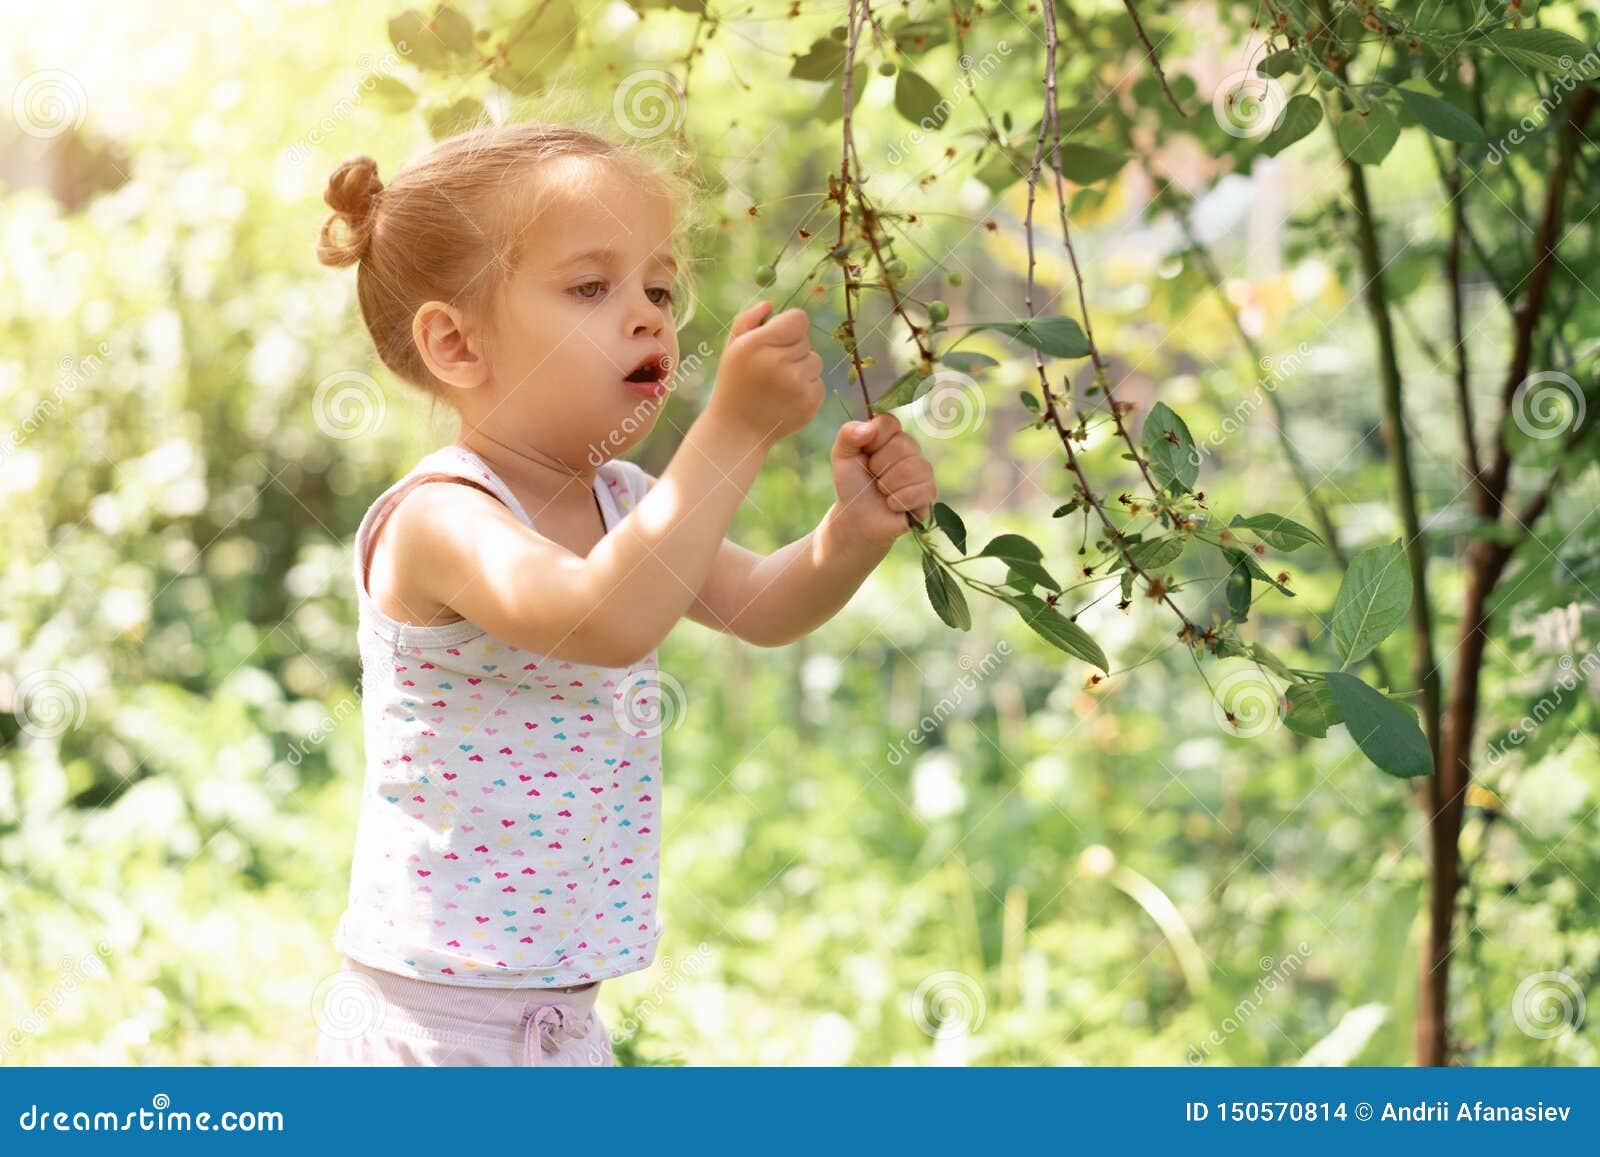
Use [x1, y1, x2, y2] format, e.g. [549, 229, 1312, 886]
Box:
[1480, 28, 1589, 74]
[1259, 48, 1301, 78]
[1395, 81, 1485, 145]
[1326, 673, 1434, 778]
[1283, 681, 1336, 738]
[1141, 402, 1199, 494]
[426, 97, 486, 139]
[974, 317, 1091, 358]
[791, 37, 846, 81]
[1051, 500, 1080, 518]
[979, 533, 1044, 563]
[932, 502, 966, 553]
[1229, 513, 1324, 552]
[1331, 539, 1412, 666]
[816, 64, 868, 123]
[1019, 390, 1041, 413]
[389, 11, 455, 71]
[1260, 93, 1322, 157]
[1223, 547, 1295, 597]
[364, 74, 418, 113]
[1226, 557, 1251, 622]
[493, 1, 579, 94]
[922, 553, 971, 630]
[1126, 535, 1185, 571]
[973, 145, 1033, 193]
[1054, 144, 1128, 185]
[430, 5, 476, 56]
[894, 68, 949, 130]
[1000, 592, 1108, 671]
[939, 350, 998, 375]
[874, 367, 929, 411]
[1336, 101, 1400, 165]
[890, 16, 950, 55]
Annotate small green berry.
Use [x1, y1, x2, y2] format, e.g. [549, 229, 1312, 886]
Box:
[947, 271, 963, 287]
[754, 264, 776, 287]
[878, 60, 897, 76]
[1316, 69, 1337, 91]
[885, 258, 908, 279]
[830, 24, 848, 42]
[927, 300, 949, 324]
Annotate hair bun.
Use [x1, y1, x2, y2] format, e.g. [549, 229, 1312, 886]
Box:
[316, 155, 384, 268]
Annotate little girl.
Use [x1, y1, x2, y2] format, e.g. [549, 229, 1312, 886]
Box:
[311, 121, 936, 1067]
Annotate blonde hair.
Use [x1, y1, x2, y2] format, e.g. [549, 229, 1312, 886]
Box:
[316, 115, 698, 400]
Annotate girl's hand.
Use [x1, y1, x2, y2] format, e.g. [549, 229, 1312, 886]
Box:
[829, 412, 937, 543]
[705, 301, 825, 449]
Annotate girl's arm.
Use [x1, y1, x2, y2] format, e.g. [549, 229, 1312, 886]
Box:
[683, 412, 938, 647]
[395, 304, 826, 668]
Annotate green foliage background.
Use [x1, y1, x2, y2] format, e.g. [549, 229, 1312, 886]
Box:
[1, 0, 1596, 1065]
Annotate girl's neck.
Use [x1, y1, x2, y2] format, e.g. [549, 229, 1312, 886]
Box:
[454, 426, 600, 506]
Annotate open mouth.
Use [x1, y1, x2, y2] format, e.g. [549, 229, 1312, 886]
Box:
[623, 354, 670, 385]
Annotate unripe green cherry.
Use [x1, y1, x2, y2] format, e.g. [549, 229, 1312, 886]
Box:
[885, 258, 908, 279]
[1316, 69, 1337, 91]
[927, 300, 949, 323]
[754, 264, 776, 287]
[947, 271, 963, 286]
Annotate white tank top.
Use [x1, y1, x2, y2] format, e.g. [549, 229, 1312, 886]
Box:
[333, 443, 664, 987]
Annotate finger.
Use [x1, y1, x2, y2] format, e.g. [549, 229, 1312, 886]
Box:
[884, 482, 937, 514]
[729, 300, 774, 340]
[867, 432, 923, 473]
[872, 456, 933, 493]
[854, 412, 901, 455]
[748, 307, 809, 344]
[832, 419, 878, 461]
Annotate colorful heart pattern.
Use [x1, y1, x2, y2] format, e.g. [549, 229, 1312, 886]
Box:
[334, 448, 663, 987]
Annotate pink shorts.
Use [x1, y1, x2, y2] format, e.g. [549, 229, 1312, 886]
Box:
[313, 955, 614, 1067]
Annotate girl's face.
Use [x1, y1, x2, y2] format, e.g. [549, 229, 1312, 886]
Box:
[479, 160, 680, 465]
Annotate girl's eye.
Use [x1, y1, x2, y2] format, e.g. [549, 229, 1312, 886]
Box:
[647, 287, 673, 306]
[572, 281, 605, 299]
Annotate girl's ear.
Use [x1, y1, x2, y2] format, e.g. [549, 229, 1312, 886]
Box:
[413, 301, 490, 393]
